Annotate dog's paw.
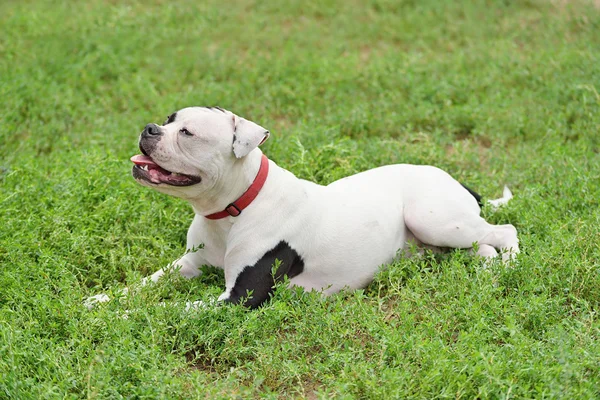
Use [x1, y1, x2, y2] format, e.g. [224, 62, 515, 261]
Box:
[84, 293, 111, 310]
[184, 298, 221, 311]
[184, 300, 209, 312]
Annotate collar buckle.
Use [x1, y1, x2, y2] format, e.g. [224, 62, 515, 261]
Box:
[225, 203, 242, 217]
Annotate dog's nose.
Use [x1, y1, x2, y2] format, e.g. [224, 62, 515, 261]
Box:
[144, 123, 162, 136]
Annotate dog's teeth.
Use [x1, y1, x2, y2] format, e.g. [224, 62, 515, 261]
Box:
[141, 165, 148, 171]
[172, 173, 180, 177]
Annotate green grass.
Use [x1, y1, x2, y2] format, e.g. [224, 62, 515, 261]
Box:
[1, 0, 599, 398]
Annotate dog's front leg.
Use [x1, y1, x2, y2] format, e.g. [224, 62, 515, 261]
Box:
[142, 251, 205, 285]
[84, 251, 207, 309]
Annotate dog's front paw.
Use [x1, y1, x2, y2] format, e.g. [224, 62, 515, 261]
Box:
[184, 300, 209, 311]
[84, 293, 111, 310]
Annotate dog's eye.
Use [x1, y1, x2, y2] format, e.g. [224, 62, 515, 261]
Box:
[180, 128, 193, 137]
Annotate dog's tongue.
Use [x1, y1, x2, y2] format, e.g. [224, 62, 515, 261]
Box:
[130, 154, 197, 185]
[130, 154, 173, 177]
[130, 154, 157, 167]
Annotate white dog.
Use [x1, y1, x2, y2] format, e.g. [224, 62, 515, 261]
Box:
[86, 106, 518, 309]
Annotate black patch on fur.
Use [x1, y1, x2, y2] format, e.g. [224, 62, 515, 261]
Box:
[461, 183, 483, 207]
[224, 241, 305, 309]
[164, 112, 177, 125]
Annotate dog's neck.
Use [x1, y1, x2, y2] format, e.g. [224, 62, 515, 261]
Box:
[189, 150, 263, 218]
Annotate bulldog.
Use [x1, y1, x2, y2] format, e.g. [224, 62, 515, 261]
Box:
[86, 106, 519, 309]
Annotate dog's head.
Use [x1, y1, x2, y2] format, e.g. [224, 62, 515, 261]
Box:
[131, 107, 269, 199]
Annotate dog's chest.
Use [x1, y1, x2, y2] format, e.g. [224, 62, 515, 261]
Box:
[199, 233, 229, 268]
[188, 216, 229, 269]
[201, 247, 226, 268]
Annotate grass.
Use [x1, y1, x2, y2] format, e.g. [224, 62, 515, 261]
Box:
[1, 0, 599, 398]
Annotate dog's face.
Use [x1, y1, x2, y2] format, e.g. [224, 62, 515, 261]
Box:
[131, 107, 269, 199]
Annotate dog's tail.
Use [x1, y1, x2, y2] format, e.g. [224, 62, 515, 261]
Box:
[487, 185, 513, 211]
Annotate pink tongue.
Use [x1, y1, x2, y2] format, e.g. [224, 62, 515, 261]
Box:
[130, 154, 180, 184]
[130, 154, 158, 167]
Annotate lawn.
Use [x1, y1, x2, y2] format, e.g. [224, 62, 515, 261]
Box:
[1, 0, 599, 398]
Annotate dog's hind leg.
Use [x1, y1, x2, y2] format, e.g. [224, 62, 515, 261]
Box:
[476, 224, 519, 262]
[403, 192, 519, 263]
[472, 243, 498, 258]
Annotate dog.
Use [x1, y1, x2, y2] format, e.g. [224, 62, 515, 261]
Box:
[86, 106, 519, 309]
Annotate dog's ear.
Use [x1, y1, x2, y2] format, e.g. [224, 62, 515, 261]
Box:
[232, 115, 270, 158]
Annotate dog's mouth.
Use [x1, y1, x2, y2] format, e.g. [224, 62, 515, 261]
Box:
[131, 155, 202, 186]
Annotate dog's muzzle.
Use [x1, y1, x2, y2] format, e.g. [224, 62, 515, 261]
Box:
[139, 123, 162, 156]
[131, 123, 202, 186]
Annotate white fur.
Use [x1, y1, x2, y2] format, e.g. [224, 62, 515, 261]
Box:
[487, 185, 513, 210]
[85, 107, 519, 308]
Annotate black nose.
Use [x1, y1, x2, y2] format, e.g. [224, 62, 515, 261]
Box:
[144, 123, 162, 136]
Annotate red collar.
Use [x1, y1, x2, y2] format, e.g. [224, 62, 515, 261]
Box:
[204, 154, 269, 220]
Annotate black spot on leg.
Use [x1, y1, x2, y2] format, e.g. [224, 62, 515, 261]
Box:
[224, 241, 305, 309]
